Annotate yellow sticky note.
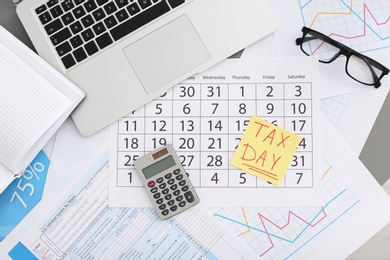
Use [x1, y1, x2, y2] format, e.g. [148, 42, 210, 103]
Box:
[231, 115, 301, 186]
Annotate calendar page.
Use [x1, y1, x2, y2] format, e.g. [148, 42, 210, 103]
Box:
[109, 57, 321, 207]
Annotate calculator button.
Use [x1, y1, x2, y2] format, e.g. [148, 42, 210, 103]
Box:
[159, 183, 167, 189]
[173, 168, 180, 175]
[176, 195, 183, 202]
[147, 181, 155, 188]
[184, 191, 195, 203]
[178, 201, 186, 207]
[156, 198, 163, 204]
[181, 185, 189, 192]
[151, 187, 158, 193]
[167, 179, 175, 185]
[165, 173, 172, 179]
[164, 194, 172, 200]
[178, 180, 186, 186]
[159, 204, 166, 210]
[176, 175, 183, 181]
[156, 177, 164, 183]
[167, 200, 175, 206]
[170, 184, 178, 190]
[162, 188, 169, 195]
[170, 205, 178, 212]
[173, 190, 180, 196]
[153, 193, 161, 199]
[162, 210, 169, 216]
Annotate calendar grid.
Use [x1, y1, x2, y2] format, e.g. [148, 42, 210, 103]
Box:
[115, 81, 314, 189]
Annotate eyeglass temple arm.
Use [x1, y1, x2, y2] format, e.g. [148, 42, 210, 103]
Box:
[296, 36, 316, 46]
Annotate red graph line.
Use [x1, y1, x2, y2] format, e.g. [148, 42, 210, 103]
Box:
[329, 3, 390, 41]
[311, 3, 390, 55]
[258, 207, 327, 257]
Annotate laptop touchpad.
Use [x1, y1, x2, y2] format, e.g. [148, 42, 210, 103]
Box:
[123, 15, 211, 94]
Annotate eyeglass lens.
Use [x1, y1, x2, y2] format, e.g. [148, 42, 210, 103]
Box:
[347, 54, 382, 85]
[300, 32, 340, 62]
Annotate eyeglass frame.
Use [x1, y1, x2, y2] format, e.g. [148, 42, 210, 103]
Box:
[296, 26, 389, 88]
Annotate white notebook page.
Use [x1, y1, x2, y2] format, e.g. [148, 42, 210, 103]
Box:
[0, 42, 72, 174]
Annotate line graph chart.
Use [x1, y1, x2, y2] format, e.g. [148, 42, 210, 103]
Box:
[320, 94, 352, 128]
[211, 159, 360, 259]
[299, 0, 390, 54]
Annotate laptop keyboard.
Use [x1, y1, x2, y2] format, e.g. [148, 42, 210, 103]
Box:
[36, 0, 186, 69]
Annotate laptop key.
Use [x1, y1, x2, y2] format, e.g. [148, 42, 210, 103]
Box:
[81, 14, 94, 28]
[115, 9, 129, 22]
[56, 41, 72, 56]
[73, 6, 86, 19]
[167, 0, 184, 9]
[104, 15, 118, 29]
[73, 47, 88, 62]
[104, 2, 117, 15]
[70, 35, 83, 48]
[47, 0, 58, 8]
[35, 4, 47, 15]
[138, 0, 152, 9]
[74, 0, 86, 5]
[61, 12, 75, 26]
[39, 11, 52, 25]
[115, 0, 129, 8]
[81, 28, 95, 42]
[44, 18, 63, 35]
[92, 8, 106, 22]
[85, 41, 99, 55]
[96, 32, 113, 49]
[127, 3, 140, 16]
[92, 22, 106, 36]
[50, 5, 63, 18]
[111, 0, 170, 41]
[61, 0, 75, 12]
[69, 21, 83, 34]
[97, 0, 109, 6]
[61, 53, 76, 68]
[50, 27, 71, 46]
[84, 0, 98, 12]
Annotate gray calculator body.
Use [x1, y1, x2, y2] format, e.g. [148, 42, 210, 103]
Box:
[134, 144, 200, 220]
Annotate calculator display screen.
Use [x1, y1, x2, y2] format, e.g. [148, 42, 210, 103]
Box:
[142, 155, 176, 179]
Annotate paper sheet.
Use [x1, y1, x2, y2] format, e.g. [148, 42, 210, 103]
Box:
[211, 116, 390, 259]
[1, 144, 257, 260]
[321, 84, 390, 155]
[261, 0, 390, 98]
[109, 57, 322, 207]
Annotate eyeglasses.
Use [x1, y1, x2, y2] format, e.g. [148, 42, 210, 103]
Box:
[296, 26, 389, 88]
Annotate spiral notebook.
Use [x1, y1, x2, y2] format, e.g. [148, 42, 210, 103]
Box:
[0, 26, 85, 193]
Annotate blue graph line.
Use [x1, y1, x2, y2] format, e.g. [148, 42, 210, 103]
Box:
[214, 189, 360, 259]
[299, 0, 312, 9]
[298, 0, 390, 52]
[213, 189, 357, 245]
[286, 200, 360, 259]
[340, 0, 390, 41]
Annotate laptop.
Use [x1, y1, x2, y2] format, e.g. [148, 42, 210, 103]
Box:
[16, 0, 278, 136]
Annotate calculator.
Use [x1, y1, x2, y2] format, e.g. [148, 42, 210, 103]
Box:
[134, 144, 200, 220]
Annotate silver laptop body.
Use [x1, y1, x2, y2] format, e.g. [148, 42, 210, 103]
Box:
[17, 0, 278, 136]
